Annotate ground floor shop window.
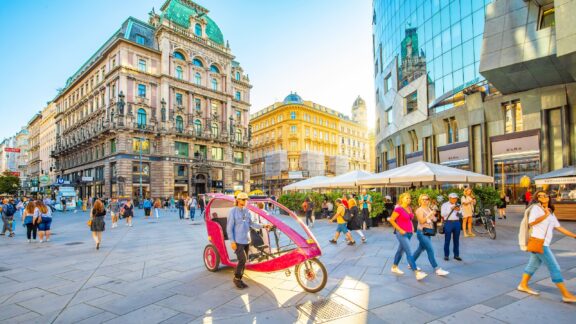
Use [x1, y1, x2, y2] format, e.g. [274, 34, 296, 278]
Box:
[494, 158, 540, 204]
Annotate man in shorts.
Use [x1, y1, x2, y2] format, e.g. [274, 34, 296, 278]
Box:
[329, 199, 355, 245]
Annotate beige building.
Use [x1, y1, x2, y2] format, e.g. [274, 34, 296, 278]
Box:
[51, 0, 251, 200]
[250, 93, 373, 194]
[14, 128, 29, 188]
[39, 102, 57, 193]
[26, 113, 42, 194]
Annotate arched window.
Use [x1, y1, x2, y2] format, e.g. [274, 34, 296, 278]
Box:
[176, 116, 184, 133]
[194, 23, 202, 37]
[235, 91, 241, 101]
[211, 78, 218, 91]
[194, 119, 202, 135]
[194, 72, 202, 85]
[211, 122, 219, 137]
[137, 109, 147, 128]
[193, 58, 203, 67]
[210, 65, 220, 73]
[235, 129, 242, 142]
[175, 66, 183, 79]
[173, 51, 185, 60]
[235, 71, 241, 81]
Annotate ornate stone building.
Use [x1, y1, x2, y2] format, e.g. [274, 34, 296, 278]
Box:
[51, 0, 252, 200]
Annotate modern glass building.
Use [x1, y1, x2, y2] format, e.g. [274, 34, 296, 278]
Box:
[373, 0, 492, 104]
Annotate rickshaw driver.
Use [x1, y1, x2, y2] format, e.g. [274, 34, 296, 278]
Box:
[227, 192, 272, 289]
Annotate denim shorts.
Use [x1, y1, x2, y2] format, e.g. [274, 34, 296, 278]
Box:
[38, 217, 52, 231]
[336, 223, 349, 233]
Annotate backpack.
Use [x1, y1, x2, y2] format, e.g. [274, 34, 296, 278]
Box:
[4, 204, 16, 217]
[343, 207, 351, 222]
[518, 204, 535, 251]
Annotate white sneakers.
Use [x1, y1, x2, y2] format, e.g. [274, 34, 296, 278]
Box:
[415, 270, 428, 281]
[435, 268, 449, 276]
[391, 266, 404, 275]
[392, 266, 431, 280]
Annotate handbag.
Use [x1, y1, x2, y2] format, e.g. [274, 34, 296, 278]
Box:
[423, 227, 436, 236]
[87, 218, 93, 227]
[441, 208, 457, 234]
[526, 214, 552, 254]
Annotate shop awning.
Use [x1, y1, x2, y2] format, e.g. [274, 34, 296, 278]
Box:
[534, 166, 576, 185]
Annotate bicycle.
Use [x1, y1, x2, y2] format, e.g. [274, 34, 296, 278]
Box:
[472, 203, 496, 239]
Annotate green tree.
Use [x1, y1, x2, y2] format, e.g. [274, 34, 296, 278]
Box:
[0, 171, 21, 195]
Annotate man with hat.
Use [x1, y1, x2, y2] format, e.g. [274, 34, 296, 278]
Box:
[227, 192, 271, 289]
[441, 193, 463, 261]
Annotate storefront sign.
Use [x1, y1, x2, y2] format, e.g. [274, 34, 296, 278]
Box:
[535, 177, 576, 185]
[82, 176, 94, 182]
[491, 133, 540, 160]
[439, 144, 469, 166]
[288, 171, 304, 179]
[174, 179, 188, 184]
[4, 147, 20, 153]
[40, 175, 50, 185]
[212, 181, 224, 188]
[233, 185, 243, 191]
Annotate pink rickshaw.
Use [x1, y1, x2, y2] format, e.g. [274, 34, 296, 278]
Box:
[203, 194, 328, 293]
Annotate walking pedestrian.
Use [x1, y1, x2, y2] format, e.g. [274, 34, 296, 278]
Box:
[388, 192, 428, 280]
[123, 199, 134, 227]
[184, 195, 190, 219]
[1, 198, 17, 237]
[109, 198, 120, 228]
[89, 199, 106, 250]
[413, 194, 449, 276]
[302, 197, 314, 227]
[321, 199, 328, 219]
[441, 193, 463, 261]
[347, 194, 366, 243]
[198, 194, 206, 218]
[61, 197, 67, 212]
[35, 200, 52, 243]
[21, 201, 37, 243]
[189, 195, 197, 221]
[359, 189, 372, 229]
[154, 198, 162, 218]
[524, 189, 532, 207]
[177, 195, 184, 219]
[517, 191, 576, 302]
[170, 196, 175, 212]
[329, 199, 356, 245]
[82, 197, 87, 212]
[143, 198, 152, 219]
[497, 192, 507, 219]
[226, 192, 271, 289]
[461, 187, 476, 237]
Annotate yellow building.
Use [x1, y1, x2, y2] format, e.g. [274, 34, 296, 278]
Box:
[250, 93, 373, 195]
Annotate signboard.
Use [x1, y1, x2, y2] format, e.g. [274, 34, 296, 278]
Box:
[82, 176, 94, 182]
[288, 171, 304, 179]
[233, 185, 244, 191]
[57, 178, 64, 184]
[535, 177, 576, 185]
[439, 145, 469, 166]
[4, 147, 20, 153]
[491, 134, 540, 160]
[39, 175, 50, 185]
[7, 172, 20, 177]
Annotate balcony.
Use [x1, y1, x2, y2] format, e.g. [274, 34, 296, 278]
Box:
[131, 123, 156, 133]
[135, 96, 149, 105]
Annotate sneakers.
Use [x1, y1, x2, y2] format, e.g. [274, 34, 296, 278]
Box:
[415, 270, 428, 281]
[233, 279, 247, 289]
[96, 243, 100, 250]
[39, 240, 44, 243]
[562, 296, 576, 303]
[28, 239, 31, 243]
[407, 265, 421, 271]
[329, 239, 337, 244]
[46, 239, 50, 242]
[444, 256, 449, 261]
[9, 233, 14, 237]
[454, 256, 463, 261]
[469, 232, 476, 237]
[361, 237, 367, 243]
[347, 241, 356, 246]
[391, 266, 404, 275]
[517, 285, 540, 296]
[435, 268, 449, 276]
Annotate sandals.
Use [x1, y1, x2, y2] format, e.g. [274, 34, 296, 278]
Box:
[517, 285, 540, 296]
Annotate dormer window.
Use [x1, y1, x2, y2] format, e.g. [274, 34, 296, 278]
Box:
[194, 23, 202, 37]
[173, 51, 185, 61]
[136, 34, 146, 45]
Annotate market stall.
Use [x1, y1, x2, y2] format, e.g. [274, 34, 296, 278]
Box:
[534, 166, 576, 221]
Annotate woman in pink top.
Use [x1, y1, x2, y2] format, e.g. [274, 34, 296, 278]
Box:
[388, 192, 428, 281]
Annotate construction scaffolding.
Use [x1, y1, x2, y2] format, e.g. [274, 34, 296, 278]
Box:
[329, 155, 349, 176]
[299, 151, 325, 177]
[264, 150, 288, 178]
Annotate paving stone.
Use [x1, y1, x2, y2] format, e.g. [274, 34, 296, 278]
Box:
[438, 309, 505, 323]
[0, 303, 32, 321]
[159, 312, 199, 324]
[96, 289, 175, 315]
[487, 296, 576, 323]
[481, 294, 520, 309]
[103, 304, 179, 324]
[468, 304, 496, 314]
[51, 303, 104, 324]
[16, 293, 72, 315]
[370, 301, 436, 324]
[75, 311, 118, 324]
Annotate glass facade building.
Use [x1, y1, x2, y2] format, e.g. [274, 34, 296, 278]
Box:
[373, 0, 492, 103]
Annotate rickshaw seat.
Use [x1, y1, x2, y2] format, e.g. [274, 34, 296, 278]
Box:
[212, 215, 229, 240]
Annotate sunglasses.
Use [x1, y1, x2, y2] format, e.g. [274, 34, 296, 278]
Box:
[537, 194, 549, 198]
[422, 198, 430, 201]
[238, 198, 248, 201]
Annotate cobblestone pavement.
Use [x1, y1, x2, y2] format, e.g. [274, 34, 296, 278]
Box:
[0, 206, 575, 323]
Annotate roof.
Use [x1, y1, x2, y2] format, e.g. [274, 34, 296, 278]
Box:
[283, 92, 303, 104]
[161, 0, 224, 45]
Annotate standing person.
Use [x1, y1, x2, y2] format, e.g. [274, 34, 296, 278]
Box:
[198, 194, 206, 218]
[359, 189, 372, 230]
[329, 199, 355, 245]
[525, 189, 532, 207]
[61, 197, 67, 212]
[123, 199, 134, 227]
[321, 199, 328, 219]
[347, 194, 366, 243]
[413, 194, 449, 276]
[226, 192, 271, 289]
[1, 198, 17, 237]
[21, 201, 37, 243]
[517, 191, 576, 303]
[184, 195, 190, 219]
[170, 196, 175, 212]
[302, 197, 312, 227]
[143, 198, 152, 219]
[441, 193, 463, 261]
[177, 195, 185, 219]
[89, 199, 106, 250]
[154, 198, 162, 219]
[35, 200, 52, 243]
[461, 188, 476, 237]
[109, 198, 120, 228]
[388, 192, 428, 280]
[326, 199, 334, 218]
[189, 195, 198, 221]
[82, 198, 87, 212]
[497, 192, 507, 220]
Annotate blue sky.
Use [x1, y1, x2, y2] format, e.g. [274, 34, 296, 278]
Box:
[0, 0, 374, 140]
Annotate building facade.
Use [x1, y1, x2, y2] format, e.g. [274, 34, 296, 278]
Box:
[250, 93, 373, 195]
[26, 113, 42, 195]
[373, 0, 576, 202]
[51, 0, 252, 200]
[39, 103, 57, 194]
[14, 128, 29, 189]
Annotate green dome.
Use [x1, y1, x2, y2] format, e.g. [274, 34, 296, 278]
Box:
[162, 0, 224, 46]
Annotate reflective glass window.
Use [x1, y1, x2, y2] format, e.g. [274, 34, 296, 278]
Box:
[442, 52, 452, 77]
[473, 9, 484, 37]
[473, 35, 483, 62]
[425, 41, 434, 61]
[453, 69, 463, 88]
[452, 45, 463, 70]
[473, 0, 484, 11]
[450, 1, 461, 25]
[441, 6, 451, 31]
[443, 74, 453, 93]
[433, 56, 443, 80]
[461, 15, 473, 42]
[432, 12, 441, 35]
[461, 0, 472, 18]
[441, 29, 451, 52]
[463, 39, 475, 66]
[451, 22, 462, 45]
[464, 64, 475, 82]
[433, 35, 442, 58]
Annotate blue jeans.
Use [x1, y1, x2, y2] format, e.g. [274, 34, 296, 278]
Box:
[413, 230, 438, 268]
[524, 246, 564, 283]
[443, 221, 460, 258]
[190, 208, 196, 220]
[178, 207, 184, 219]
[394, 232, 417, 270]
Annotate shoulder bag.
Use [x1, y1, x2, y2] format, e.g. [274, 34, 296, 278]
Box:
[421, 209, 437, 236]
[526, 213, 551, 254]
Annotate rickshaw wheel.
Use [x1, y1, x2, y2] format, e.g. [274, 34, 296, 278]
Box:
[295, 258, 327, 293]
[203, 244, 220, 272]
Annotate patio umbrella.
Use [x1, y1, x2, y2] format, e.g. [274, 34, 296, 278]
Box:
[357, 161, 493, 186]
[534, 165, 576, 185]
[282, 176, 330, 191]
[317, 170, 374, 189]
